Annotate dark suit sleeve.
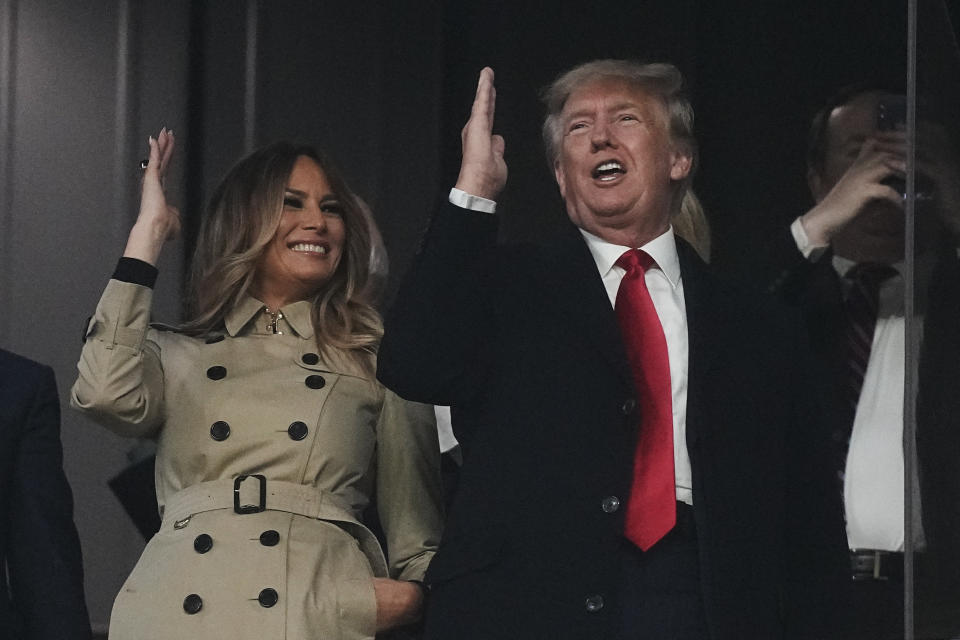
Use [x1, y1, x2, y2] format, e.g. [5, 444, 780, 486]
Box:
[770, 302, 850, 639]
[763, 224, 830, 298]
[7, 365, 92, 640]
[378, 201, 499, 409]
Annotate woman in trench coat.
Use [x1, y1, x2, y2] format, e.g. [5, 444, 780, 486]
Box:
[72, 130, 443, 639]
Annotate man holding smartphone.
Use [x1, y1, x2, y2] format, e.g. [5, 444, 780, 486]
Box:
[767, 85, 960, 639]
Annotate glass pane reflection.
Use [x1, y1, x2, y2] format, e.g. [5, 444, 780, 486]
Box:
[909, 1, 960, 637]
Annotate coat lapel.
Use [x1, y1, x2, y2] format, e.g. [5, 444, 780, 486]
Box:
[675, 238, 723, 448]
[539, 221, 634, 389]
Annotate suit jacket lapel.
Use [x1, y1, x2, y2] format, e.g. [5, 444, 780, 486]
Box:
[540, 221, 634, 389]
[676, 238, 722, 448]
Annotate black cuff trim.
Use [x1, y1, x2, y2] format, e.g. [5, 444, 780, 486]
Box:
[113, 257, 158, 288]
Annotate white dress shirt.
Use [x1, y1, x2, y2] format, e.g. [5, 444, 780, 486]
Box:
[792, 217, 926, 551]
[580, 227, 694, 506]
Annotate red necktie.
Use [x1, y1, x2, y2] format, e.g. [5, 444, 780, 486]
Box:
[615, 249, 676, 551]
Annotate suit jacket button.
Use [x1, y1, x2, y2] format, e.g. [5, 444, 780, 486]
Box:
[301, 352, 320, 365]
[601, 496, 620, 513]
[210, 421, 231, 441]
[183, 593, 203, 614]
[206, 365, 227, 380]
[288, 421, 309, 441]
[620, 398, 636, 415]
[193, 534, 213, 553]
[305, 374, 325, 389]
[260, 530, 280, 547]
[585, 594, 604, 613]
[258, 588, 279, 608]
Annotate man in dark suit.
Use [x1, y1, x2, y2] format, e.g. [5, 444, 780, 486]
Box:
[378, 61, 847, 639]
[1, 348, 91, 640]
[767, 85, 960, 639]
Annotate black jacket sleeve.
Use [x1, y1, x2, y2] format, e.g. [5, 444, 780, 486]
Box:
[5, 358, 92, 640]
[378, 201, 499, 408]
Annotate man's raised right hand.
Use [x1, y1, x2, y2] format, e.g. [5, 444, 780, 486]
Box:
[454, 67, 508, 201]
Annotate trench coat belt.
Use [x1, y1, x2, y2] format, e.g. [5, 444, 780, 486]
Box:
[160, 478, 389, 577]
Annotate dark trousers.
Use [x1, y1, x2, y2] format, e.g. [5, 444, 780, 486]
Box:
[618, 502, 709, 640]
[843, 554, 960, 640]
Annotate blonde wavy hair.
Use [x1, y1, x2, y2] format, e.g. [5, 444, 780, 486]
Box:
[181, 142, 382, 377]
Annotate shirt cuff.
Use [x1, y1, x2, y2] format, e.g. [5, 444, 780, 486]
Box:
[449, 188, 497, 214]
[113, 257, 159, 288]
[790, 217, 829, 262]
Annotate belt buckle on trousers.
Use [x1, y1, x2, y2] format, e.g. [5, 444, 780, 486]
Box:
[850, 549, 902, 581]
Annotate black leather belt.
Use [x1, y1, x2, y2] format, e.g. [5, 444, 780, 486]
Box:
[850, 549, 904, 581]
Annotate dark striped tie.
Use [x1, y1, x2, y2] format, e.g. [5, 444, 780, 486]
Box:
[835, 263, 898, 481]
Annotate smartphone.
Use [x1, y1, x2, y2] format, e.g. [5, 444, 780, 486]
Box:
[877, 95, 907, 196]
[877, 95, 906, 132]
[877, 94, 934, 202]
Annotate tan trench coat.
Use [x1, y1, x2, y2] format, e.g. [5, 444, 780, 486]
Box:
[72, 279, 443, 639]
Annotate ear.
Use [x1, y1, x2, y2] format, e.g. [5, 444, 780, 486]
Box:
[669, 149, 693, 181]
[807, 166, 825, 203]
[554, 160, 567, 199]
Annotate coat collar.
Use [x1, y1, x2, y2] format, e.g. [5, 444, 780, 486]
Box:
[224, 295, 316, 339]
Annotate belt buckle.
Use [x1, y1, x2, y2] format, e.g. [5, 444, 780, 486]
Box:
[851, 550, 888, 581]
[234, 474, 267, 514]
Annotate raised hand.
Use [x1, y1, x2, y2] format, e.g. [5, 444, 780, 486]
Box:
[802, 132, 906, 246]
[123, 128, 181, 265]
[454, 67, 508, 200]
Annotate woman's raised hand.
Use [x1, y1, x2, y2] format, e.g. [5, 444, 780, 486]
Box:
[123, 128, 181, 266]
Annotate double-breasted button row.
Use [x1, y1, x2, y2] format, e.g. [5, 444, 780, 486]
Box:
[206, 363, 325, 391]
[585, 594, 604, 613]
[191, 531, 280, 552]
[208, 421, 310, 441]
[182, 588, 278, 614]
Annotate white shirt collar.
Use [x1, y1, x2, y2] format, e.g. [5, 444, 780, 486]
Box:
[579, 226, 682, 288]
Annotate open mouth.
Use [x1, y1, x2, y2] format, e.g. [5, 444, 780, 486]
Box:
[592, 160, 625, 182]
[290, 242, 329, 255]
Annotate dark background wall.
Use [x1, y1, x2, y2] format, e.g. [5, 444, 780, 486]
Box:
[1, 0, 957, 633]
[434, 0, 916, 276]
